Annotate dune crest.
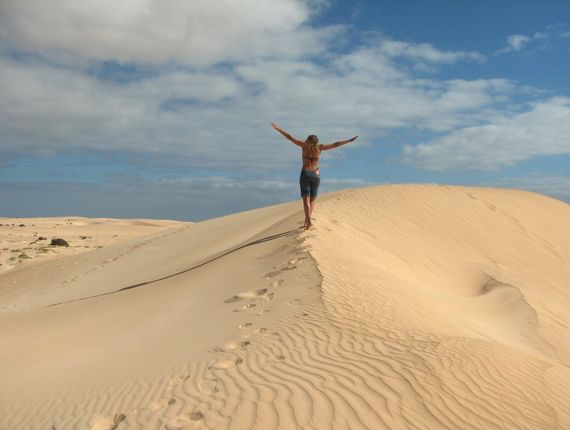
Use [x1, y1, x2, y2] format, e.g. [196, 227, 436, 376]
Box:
[1, 185, 569, 429]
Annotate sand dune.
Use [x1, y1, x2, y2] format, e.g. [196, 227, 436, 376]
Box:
[1, 185, 569, 429]
[0, 217, 186, 274]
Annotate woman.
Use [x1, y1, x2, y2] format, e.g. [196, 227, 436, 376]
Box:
[271, 122, 358, 229]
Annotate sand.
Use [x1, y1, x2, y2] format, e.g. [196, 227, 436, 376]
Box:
[0, 217, 186, 274]
[0, 185, 569, 429]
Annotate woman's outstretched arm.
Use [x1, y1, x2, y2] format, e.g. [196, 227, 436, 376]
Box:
[320, 136, 358, 151]
[271, 122, 304, 147]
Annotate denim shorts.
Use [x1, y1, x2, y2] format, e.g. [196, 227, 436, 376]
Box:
[299, 169, 320, 198]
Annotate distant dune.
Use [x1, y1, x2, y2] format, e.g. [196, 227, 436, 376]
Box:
[0, 217, 187, 274]
[1, 185, 569, 429]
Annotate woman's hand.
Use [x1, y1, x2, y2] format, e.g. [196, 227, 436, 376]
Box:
[320, 135, 359, 150]
[271, 122, 303, 146]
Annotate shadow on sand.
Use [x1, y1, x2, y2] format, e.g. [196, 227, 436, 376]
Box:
[47, 227, 303, 308]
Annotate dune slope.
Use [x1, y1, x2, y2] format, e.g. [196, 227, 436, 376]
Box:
[305, 185, 570, 430]
[1, 185, 569, 430]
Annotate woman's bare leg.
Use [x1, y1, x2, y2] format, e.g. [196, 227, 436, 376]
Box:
[302, 196, 312, 229]
[309, 197, 316, 218]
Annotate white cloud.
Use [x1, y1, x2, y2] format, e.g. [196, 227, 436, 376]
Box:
[401, 97, 570, 171]
[0, 38, 511, 171]
[495, 34, 532, 54]
[0, 0, 562, 181]
[505, 34, 532, 52]
[0, 0, 338, 65]
[236, 48, 506, 135]
[495, 29, 560, 55]
[0, 56, 250, 162]
[378, 40, 484, 64]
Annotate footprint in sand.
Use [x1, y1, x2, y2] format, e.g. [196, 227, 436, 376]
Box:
[190, 411, 204, 421]
[90, 413, 126, 430]
[224, 288, 267, 303]
[289, 256, 307, 265]
[263, 354, 286, 366]
[208, 340, 251, 354]
[288, 299, 301, 306]
[274, 259, 303, 269]
[198, 379, 219, 394]
[232, 303, 256, 312]
[238, 322, 253, 328]
[225, 340, 251, 351]
[109, 413, 126, 430]
[209, 356, 243, 370]
[271, 279, 285, 288]
[264, 271, 279, 279]
[149, 396, 181, 412]
[242, 303, 256, 310]
[254, 327, 268, 334]
[264, 264, 298, 279]
[162, 410, 204, 428]
[224, 295, 241, 304]
[188, 411, 204, 421]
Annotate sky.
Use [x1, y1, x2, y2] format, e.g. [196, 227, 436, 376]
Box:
[1, 0, 569, 221]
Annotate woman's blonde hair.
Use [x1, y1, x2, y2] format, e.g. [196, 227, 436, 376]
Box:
[306, 135, 319, 146]
[305, 135, 320, 161]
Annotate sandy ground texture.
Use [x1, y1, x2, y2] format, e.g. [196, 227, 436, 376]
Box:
[1, 185, 569, 430]
[0, 217, 186, 274]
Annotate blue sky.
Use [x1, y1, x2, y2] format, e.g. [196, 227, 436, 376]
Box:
[1, 0, 569, 220]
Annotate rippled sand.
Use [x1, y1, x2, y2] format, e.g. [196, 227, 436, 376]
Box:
[1, 185, 569, 429]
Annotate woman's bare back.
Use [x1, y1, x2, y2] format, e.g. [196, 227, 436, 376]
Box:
[302, 143, 321, 171]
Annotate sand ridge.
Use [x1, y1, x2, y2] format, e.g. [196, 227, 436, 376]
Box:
[0, 200, 325, 429]
[1, 185, 569, 429]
